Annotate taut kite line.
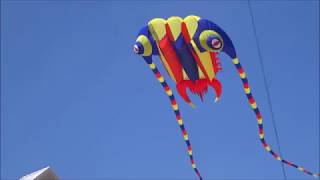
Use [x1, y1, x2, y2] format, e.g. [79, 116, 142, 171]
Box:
[133, 15, 319, 179]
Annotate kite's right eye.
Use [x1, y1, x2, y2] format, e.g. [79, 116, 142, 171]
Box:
[208, 36, 223, 52]
[199, 30, 224, 52]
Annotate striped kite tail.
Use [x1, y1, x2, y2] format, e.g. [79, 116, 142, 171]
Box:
[232, 57, 320, 178]
[147, 61, 203, 180]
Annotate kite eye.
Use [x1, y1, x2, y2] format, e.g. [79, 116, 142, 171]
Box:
[134, 35, 152, 56]
[199, 30, 224, 52]
[133, 44, 139, 54]
[207, 36, 223, 52]
[133, 42, 144, 55]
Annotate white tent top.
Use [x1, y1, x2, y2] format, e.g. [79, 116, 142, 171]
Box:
[20, 166, 59, 180]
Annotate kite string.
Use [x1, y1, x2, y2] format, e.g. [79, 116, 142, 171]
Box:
[247, 1, 287, 179]
[147, 61, 203, 180]
[233, 56, 320, 177]
[248, 0, 320, 178]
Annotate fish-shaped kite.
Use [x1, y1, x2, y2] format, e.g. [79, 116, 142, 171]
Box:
[133, 15, 319, 179]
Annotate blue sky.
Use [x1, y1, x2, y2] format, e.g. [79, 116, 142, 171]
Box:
[1, 1, 319, 179]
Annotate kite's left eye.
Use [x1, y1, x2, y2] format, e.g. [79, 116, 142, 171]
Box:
[134, 35, 152, 56]
[133, 43, 143, 55]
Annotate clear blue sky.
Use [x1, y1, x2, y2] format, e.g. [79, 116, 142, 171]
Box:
[1, 1, 319, 179]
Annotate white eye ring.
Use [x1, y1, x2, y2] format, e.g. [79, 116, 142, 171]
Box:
[133, 44, 139, 54]
[211, 38, 222, 50]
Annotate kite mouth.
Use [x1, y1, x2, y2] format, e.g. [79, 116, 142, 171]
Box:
[182, 79, 209, 100]
[176, 79, 222, 105]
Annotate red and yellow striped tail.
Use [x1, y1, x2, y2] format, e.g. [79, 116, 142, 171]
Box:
[232, 57, 320, 178]
[148, 62, 203, 180]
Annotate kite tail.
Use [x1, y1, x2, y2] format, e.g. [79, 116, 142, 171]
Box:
[232, 57, 320, 178]
[147, 61, 203, 180]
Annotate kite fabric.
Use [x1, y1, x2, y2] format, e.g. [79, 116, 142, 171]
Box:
[133, 15, 319, 179]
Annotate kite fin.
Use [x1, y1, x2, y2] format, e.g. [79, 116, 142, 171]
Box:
[177, 81, 194, 107]
[210, 78, 222, 102]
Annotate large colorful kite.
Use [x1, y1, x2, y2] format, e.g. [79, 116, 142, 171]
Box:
[133, 15, 319, 179]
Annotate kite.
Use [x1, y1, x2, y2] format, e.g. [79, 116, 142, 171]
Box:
[133, 15, 319, 179]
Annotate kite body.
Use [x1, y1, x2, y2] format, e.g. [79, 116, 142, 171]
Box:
[134, 16, 319, 179]
[134, 16, 235, 105]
